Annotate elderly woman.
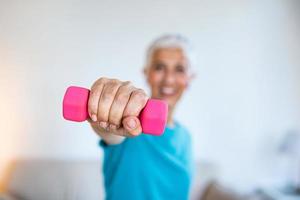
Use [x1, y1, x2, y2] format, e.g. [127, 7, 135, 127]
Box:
[88, 34, 196, 200]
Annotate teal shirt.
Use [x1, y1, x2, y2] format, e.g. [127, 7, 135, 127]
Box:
[99, 121, 193, 200]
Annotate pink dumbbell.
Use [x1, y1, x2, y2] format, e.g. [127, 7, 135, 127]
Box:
[62, 86, 168, 136]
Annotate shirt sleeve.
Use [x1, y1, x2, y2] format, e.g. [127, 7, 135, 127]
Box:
[98, 138, 126, 150]
[99, 139, 109, 148]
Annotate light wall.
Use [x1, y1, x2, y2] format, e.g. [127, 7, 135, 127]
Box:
[1, 0, 299, 191]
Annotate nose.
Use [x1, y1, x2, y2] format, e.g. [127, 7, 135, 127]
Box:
[163, 70, 175, 85]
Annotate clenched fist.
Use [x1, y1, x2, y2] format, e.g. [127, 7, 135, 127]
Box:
[88, 77, 149, 138]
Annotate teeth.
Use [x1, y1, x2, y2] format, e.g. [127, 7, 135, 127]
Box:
[161, 87, 175, 95]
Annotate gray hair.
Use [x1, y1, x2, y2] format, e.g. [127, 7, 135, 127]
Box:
[144, 34, 196, 73]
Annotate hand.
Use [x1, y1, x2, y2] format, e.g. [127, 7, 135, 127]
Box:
[88, 77, 149, 137]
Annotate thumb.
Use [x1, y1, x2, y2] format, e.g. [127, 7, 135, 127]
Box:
[122, 116, 142, 137]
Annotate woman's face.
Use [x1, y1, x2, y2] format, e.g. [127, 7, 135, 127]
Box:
[145, 48, 192, 109]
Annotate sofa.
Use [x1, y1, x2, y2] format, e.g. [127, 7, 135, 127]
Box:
[0, 159, 270, 200]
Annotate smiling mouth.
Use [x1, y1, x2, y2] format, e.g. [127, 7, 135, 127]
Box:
[159, 87, 176, 97]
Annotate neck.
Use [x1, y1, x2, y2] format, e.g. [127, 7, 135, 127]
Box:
[167, 106, 175, 127]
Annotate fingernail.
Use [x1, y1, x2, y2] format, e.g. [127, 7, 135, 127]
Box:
[91, 115, 97, 122]
[99, 122, 108, 129]
[127, 119, 136, 129]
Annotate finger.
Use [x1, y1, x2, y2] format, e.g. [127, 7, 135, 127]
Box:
[87, 119, 105, 134]
[108, 116, 142, 137]
[123, 89, 148, 117]
[122, 116, 142, 136]
[107, 123, 119, 132]
[88, 83, 105, 122]
[97, 80, 122, 125]
[108, 82, 135, 127]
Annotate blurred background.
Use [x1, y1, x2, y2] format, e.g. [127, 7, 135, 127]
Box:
[0, 0, 300, 199]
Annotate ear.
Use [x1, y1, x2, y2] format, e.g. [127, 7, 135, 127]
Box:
[143, 67, 150, 84]
[143, 67, 147, 76]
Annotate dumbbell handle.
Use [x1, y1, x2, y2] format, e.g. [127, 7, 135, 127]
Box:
[63, 86, 168, 135]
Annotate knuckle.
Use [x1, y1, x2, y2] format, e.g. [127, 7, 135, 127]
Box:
[99, 77, 107, 83]
[107, 79, 122, 90]
[90, 84, 103, 95]
[90, 88, 98, 97]
[118, 83, 132, 93]
[110, 78, 120, 85]
[92, 77, 106, 88]
[122, 81, 132, 87]
[115, 93, 129, 105]
[113, 82, 121, 89]
[109, 116, 121, 126]
[101, 91, 112, 101]
[133, 89, 148, 103]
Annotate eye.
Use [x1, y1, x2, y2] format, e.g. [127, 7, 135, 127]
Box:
[153, 63, 165, 71]
[175, 65, 186, 73]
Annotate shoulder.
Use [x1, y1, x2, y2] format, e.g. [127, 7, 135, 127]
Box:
[175, 121, 191, 135]
[174, 121, 192, 144]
